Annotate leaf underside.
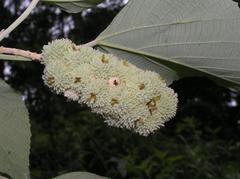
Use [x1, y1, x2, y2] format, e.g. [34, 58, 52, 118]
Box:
[97, 0, 240, 90]
[53, 172, 111, 179]
[41, 0, 104, 13]
[0, 80, 30, 179]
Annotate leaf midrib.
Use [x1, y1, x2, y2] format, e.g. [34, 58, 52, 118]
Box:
[97, 17, 240, 42]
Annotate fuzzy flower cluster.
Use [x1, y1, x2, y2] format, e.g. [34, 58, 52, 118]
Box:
[42, 39, 178, 136]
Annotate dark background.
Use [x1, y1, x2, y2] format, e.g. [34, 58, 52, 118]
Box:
[0, 0, 240, 179]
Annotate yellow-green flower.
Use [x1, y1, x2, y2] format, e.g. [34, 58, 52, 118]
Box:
[42, 39, 178, 136]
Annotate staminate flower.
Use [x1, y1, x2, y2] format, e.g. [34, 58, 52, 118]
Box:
[42, 39, 178, 136]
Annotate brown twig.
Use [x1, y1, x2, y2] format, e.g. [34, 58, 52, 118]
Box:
[0, 46, 42, 61]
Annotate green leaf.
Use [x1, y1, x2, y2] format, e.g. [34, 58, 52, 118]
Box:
[53, 172, 111, 179]
[0, 54, 31, 61]
[96, 0, 240, 89]
[41, 0, 104, 13]
[0, 79, 30, 179]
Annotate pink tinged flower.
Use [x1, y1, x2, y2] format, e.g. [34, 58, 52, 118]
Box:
[108, 77, 121, 87]
[64, 90, 79, 101]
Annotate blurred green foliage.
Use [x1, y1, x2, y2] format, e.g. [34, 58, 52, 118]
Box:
[0, 0, 239, 179]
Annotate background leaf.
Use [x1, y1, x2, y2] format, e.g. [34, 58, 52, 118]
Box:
[53, 172, 111, 179]
[0, 54, 31, 61]
[0, 176, 8, 179]
[41, 0, 104, 13]
[96, 0, 240, 89]
[0, 79, 30, 179]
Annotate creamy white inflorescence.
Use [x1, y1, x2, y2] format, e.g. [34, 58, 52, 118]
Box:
[42, 39, 178, 136]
